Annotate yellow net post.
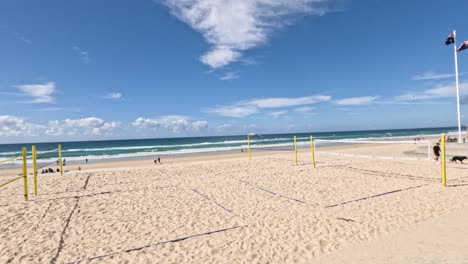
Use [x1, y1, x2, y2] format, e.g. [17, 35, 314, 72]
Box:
[294, 136, 298, 165]
[22, 147, 29, 201]
[247, 136, 251, 160]
[441, 135, 446, 186]
[58, 144, 63, 176]
[310, 135, 315, 168]
[32, 145, 38, 195]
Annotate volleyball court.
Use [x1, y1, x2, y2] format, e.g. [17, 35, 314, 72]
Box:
[244, 135, 468, 195]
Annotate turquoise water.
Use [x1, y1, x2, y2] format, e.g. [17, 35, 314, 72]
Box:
[0, 127, 458, 166]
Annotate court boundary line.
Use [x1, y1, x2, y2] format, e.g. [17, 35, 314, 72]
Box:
[191, 188, 241, 218]
[236, 178, 307, 204]
[66, 225, 247, 264]
[325, 184, 430, 208]
[50, 198, 79, 264]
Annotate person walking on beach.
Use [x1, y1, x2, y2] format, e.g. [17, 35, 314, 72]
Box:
[433, 143, 441, 161]
[157, 156, 161, 163]
[85, 158, 88, 164]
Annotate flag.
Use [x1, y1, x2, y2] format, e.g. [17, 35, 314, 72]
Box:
[446, 33, 455, 45]
[457, 40, 468, 52]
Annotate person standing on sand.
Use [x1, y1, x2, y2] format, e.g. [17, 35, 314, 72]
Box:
[433, 143, 441, 161]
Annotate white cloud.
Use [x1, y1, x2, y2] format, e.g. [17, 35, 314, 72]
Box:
[0, 116, 119, 137]
[333, 96, 379, 106]
[395, 82, 468, 101]
[104, 92, 123, 100]
[72, 46, 91, 64]
[268, 110, 287, 118]
[0, 116, 42, 136]
[46, 117, 120, 136]
[247, 95, 331, 108]
[208, 95, 330, 118]
[133, 116, 208, 132]
[132, 117, 161, 129]
[411, 72, 464, 81]
[164, 0, 329, 68]
[201, 47, 241, 69]
[216, 124, 232, 131]
[191, 120, 209, 130]
[220, 72, 240, 80]
[207, 105, 258, 118]
[294, 106, 314, 113]
[16, 82, 56, 103]
[33, 107, 62, 112]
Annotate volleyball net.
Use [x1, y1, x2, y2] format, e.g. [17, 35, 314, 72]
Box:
[244, 134, 464, 187]
[0, 148, 29, 201]
[314, 139, 432, 161]
[245, 135, 433, 162]
[0, 144, 63, 201]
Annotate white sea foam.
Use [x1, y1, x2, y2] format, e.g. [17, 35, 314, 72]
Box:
[59, 138, 293, 153]
[0, 141, 298, 167]
[0, 130, 457, 167]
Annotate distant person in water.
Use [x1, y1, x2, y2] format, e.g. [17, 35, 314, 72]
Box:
[433, 143, 441, 161]
[85, 158, 88, 164]
[63, 159, 66, 166]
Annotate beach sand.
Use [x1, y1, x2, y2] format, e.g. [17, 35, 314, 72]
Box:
[316, 207, 468, 263]
[1, 144, 468, 263]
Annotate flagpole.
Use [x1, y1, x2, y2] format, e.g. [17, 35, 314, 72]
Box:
[453, 30, 462, 143]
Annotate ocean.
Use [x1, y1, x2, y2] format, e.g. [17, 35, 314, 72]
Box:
[0, 127, 459, 167]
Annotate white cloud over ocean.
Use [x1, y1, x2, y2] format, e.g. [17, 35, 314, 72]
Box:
[208, 95, 330, 118]
[133, 116, 208, 132]
[395, 82, 468, 101]
[0, 116, 119, 137]
[411, 72, 465, 81]
[104, 92, 123, 100]
[46, 117, 120, 136]
[164, 0, 330, 68]
[16, 82, 56, 103]
[0, 116, 41, 137]
[333, 96, 379, 106]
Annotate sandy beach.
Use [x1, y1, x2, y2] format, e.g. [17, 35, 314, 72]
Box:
[1, 143, 468, 263]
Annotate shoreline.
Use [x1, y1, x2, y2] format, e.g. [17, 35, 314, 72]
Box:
[1, 139, 439, 176]
[0, 135, 442, 170]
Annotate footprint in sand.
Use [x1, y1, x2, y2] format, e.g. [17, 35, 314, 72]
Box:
[319, 239, 329, 252]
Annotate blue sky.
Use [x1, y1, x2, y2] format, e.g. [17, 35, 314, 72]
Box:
[1, 0, 468, 143]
